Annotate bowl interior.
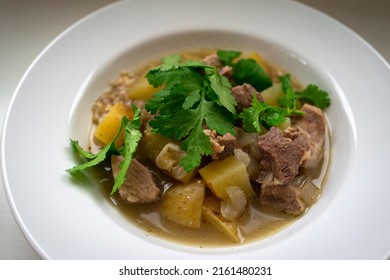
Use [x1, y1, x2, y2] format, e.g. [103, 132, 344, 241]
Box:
[68, 30, 357, 253]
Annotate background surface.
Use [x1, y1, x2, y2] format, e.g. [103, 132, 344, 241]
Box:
[1, 0, 389, 259]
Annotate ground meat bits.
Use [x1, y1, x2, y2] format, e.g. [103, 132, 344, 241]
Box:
[92, 71, 134, 124]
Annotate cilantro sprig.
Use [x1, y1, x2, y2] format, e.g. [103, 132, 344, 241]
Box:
[67, 106, 142, 194]
[145, 58, 237, 172]
[217, 49, 273, 92]
[279, 74, 331, 110]
[239, 95, 287, 133]
[240, 74, 331, 133]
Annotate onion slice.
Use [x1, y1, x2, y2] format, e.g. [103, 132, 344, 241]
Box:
[221, 186, 247, 221]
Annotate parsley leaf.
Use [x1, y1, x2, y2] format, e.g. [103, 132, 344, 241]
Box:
[296, 84, 331, 109]
[67, 106, 142, 194]
[145, 62, 237, 172]
[162, 54, 181, 66]
[217, 49, 241, 66]
[111, 109, 142, 194]
[205, 67, 236, 114]
[278, 74, 297, 112]
[67, 139, 119, 172]
[278, 74, 331, 111]
[239, 95, 287, 133]
[233, 59, 273, 92]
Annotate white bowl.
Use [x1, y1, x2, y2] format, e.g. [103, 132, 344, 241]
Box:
[2, 0, 390, 259]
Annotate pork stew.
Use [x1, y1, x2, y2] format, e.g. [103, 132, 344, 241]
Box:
[68, 49, 331, 247]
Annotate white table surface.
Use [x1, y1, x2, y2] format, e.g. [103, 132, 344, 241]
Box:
[1, 0, 389, 260]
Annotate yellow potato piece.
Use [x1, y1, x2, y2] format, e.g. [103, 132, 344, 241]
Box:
[128, 75, 162, 100]
[94, 103, 133, 148]
[260, 83, 283, 106]
[199, 155, 255, 200]
[162, 180, 205, 228]
[137, 125, 171, 161]
[202, 196, 241, 243]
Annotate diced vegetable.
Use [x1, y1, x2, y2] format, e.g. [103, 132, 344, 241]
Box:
[299, 179, 321, 206]
[260, 83, 283, 106]
[221, 186, 247, 221]
[199, 155, 255, 200]
[128, 74, 162, 100]
[94, 103, 134, 148]
[138, 125, 171, 161]
[202, 196, 241, 243]
[155, 143, 197, 183]
[162, 180, 205, 228]
[233, 148, 250, 167]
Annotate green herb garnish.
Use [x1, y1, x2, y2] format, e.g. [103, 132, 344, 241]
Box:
[217, 49, 241, 66]
[296, 84, 331, 109]
[279, 74, 331, 110]
[67, 106, 142, 194]
[145, 57, 237, 172]
[232, 59, 273, 91]
[239, 95, 287, 133]
[240, 73, 331, 133]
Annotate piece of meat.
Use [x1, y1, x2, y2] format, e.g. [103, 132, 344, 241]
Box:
[204, 129, 236, 160]
[257, 127, 309, 185]
[259, 182, 306, 216]
[219, 66, 233, 79]
[293, 104, 326, 169]
[203, 54, 222, 67]
[112, 157, 160, 204]
[231, 83, 264, 112]
[283, 127, 311, 162]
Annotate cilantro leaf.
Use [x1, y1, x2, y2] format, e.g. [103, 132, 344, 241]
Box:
[146, 65, 189, 88]
[278, 74, 330, 111]
[67, 139, 119, 173]
[162, 54, 181, 65]
[179, 121, 213, 171]
[111, 109, 142, 194]
[205, 67, 237, 114]
[149, 108, 200, 140]
[217, 49, 241, 66]
[278, 74, 297, 112]
[145, 61, 237, 172]
[296, 84, 331, 109]
[67, 107, 142, 194]
[233, 59, 272, 91]
[239, 95, 287, 133]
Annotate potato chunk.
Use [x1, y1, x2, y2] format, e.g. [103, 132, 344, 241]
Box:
[199, 155, 255, 200]
[138, 125, 171, 161]
[128, 70, 163, 100]
[94, 103, 133, 148]
[202, 196, 241, 243]
[162, 180, 205, 228]
[260, 83, 283, 106]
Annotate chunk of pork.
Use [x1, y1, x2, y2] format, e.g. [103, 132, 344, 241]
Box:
[231, 83, 264, 112]
[258, 127, 310, 185]
[259, 182, 306, 216]
[112, 157, 160, 204]
[293, 104, 326, 169]
[204, 129, 236, 160]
